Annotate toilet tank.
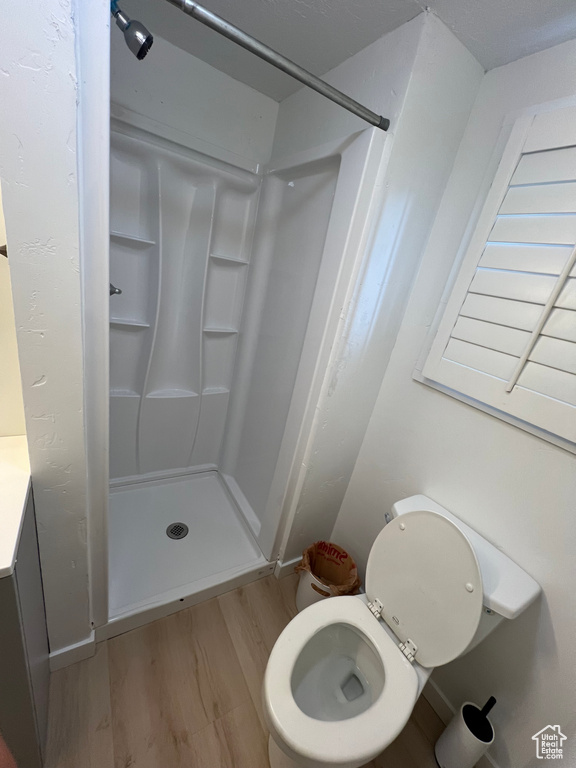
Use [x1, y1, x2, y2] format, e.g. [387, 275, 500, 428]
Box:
[391, 495, 541, 623]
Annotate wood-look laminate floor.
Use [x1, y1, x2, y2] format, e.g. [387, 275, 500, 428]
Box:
[46, 575, 444, 768]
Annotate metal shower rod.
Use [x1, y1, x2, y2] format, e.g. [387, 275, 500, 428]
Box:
[164, 0, 390, 131]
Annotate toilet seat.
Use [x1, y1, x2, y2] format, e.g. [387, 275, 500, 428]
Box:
[263, 596, 419, 767]
[366, 509, 483, 667]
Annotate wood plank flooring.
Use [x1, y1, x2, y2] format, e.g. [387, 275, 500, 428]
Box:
[46, 574, 443, 768]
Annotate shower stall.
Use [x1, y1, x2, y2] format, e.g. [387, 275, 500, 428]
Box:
[103, 10, 387, 638]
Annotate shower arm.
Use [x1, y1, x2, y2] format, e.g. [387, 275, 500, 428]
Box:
[164, 0, 390, 131]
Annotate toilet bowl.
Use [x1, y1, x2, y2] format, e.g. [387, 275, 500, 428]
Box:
[264, 597, 419, 768]
[263, 495, 541, 768]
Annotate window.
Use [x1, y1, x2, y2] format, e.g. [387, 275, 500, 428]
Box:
[419, 104, 576, 448]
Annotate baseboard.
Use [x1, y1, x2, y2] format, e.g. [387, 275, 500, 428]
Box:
[423, 680, 500, 768]
[422, 680, 455, 725]
[49, 631, 96, 671]
[274, 555, 302, 579]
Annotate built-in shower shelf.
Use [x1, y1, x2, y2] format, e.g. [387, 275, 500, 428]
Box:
[203, 386, 230, 395]
[109, 125, 260, 480]
[110, 389, 140, 398]
[203, 327, 238, 335]
[110, 231, 156, 247]
[146, 389, 199, 399]
[209, 253, 248, 266]
[110, 318, 151, 328]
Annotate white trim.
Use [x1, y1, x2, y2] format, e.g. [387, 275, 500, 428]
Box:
[76, 0, 111, 634]
[421, 113, 535, 384]
[49, 631, 96, 672]
[413, 370, 576, 455]
[274, 555, 302, 579]
[415, 93, 576, 378]
[413, 120, 516, 378]
[416, 96, 576, 453]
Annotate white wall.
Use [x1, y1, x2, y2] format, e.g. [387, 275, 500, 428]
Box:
[271, 14, 421, 161]
[332, 37, 576, 768]
[271, 14, 423, 559]
[0, 184, 26, 436]
[110, 32, 278, 167]
[0, 185, 6, 245]
[278, 14, 484, 564]
[0, 0, 93, 652]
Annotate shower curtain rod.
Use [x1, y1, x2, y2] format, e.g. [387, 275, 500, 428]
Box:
[164, 0, 390, 131]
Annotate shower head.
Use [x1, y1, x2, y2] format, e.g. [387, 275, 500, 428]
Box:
[111, 1, 153, 60]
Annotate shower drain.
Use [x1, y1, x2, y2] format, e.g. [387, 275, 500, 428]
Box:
[166, 522, 189, 540]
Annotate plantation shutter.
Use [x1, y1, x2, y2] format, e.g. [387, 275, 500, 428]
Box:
[422, 105, 576, 444]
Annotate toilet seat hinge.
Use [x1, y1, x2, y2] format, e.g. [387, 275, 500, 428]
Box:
[399, 638, 417, 662]
[367, 598, 383, 619]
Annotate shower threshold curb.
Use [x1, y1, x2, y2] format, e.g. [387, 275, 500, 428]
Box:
[96, 557, 273, 642]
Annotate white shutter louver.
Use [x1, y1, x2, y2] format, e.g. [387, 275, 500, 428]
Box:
[422, 105, 576, 445]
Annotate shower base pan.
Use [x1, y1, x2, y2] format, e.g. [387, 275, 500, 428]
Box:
[100, 471, 272, 640]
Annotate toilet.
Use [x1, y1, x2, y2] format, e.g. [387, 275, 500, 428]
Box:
[263, 495, 540, 768]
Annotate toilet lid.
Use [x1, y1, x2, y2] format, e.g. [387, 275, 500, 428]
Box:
[365, 510, 483, 668]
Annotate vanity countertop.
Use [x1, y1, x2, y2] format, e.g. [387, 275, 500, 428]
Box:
[0, 435, 31, 578]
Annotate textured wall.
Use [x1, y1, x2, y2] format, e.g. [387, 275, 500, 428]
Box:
[0, 0, 90, 650]
[0, 185, 25, 437]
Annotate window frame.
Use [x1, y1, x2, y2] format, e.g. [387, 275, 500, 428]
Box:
[414, 99, 576, 455]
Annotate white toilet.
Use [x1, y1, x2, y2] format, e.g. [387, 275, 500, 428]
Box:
[263, 495, 540, 768]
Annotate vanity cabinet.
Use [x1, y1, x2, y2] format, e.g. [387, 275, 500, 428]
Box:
[0, 489, 49, 767]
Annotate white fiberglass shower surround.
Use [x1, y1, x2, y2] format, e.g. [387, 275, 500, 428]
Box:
[103, 105, 385, 637]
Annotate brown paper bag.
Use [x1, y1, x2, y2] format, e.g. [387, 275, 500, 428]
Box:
[295, 540, 361, 596]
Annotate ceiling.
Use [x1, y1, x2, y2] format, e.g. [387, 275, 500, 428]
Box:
[121, 0, 576, 101]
